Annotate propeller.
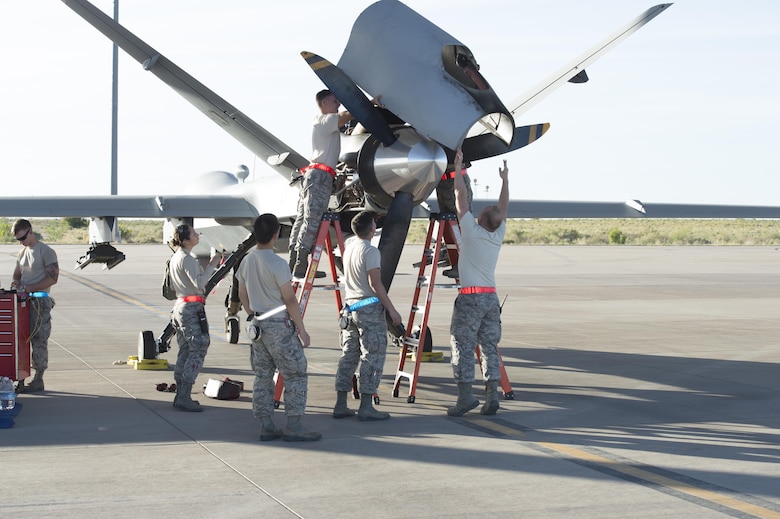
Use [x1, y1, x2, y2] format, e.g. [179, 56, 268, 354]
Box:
[461, 123, 550, 162]
[301, 51, 397, 147]
[377, 191, 414, 337]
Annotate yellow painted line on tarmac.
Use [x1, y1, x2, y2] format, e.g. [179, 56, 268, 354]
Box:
[540, 442, 780, 519]
[469, 418, 524, 438]
[61, 271, 170, 318]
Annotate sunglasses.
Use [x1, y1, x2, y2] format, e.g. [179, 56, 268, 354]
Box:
[15, 229, 30, 242]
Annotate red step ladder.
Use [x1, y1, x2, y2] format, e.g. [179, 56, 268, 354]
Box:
[273, 212, 345, 407]
[392, 213, 514, 403]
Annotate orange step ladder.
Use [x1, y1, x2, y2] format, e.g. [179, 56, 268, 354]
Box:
[392, 212, 514, 403]
[273, 212, 345, 408]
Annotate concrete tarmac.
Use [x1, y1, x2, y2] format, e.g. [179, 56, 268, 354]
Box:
[1, 244, 779, 518]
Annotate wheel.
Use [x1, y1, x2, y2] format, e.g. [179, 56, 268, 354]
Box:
[393, 388, 399, 398]
[225, 317, 239, 344]
[421, 327, 432, 353]
[373, 395, 380, 405]
[411, 325, 433, 352]
[407, 395, 415, 404]
[503, 391, 515, 400]
[273, 400, 281, 409]
[138, 330, 156, 360]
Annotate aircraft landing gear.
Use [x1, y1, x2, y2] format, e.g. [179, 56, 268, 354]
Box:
[138, 330, 156, 360]
[225, 315, 240, 344]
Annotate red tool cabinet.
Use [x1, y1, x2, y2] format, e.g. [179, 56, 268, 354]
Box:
[0, 291, 31, 381]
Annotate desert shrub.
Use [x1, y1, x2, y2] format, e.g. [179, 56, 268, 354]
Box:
[63, 217, 88, 229]
[557, 228, 581, 243]
[608, 227, 627, 244]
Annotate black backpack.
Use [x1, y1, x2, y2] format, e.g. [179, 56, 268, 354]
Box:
[162, 256, 177, 300]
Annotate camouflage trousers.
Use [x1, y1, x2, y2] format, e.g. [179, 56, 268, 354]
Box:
[336, 303, 387, 395]
[29, 296, 55, 372]
[290, 168, 332, 253]
[450, 292, 502, 383]
[251, 318, 308, 418]
[172, 302, 211, 385]
[435, 172, 473, 214]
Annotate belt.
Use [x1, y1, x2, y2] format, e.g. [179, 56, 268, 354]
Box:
[179, 295, 206, 304]
[302, 163, 337, 178]
[459, 286, 496, 295]
[346, 296, 379, 312]
[254, 305, 287, 320]
[441, 168, 467, 181]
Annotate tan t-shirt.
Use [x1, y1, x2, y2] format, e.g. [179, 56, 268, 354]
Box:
[169, 248, 215, 297]
[310, 112, 341, 169]
[236, 248, 291, 315]
[343, 237, 381, 303]
[17, 242, 58, 289]
[458, 211, 506, 288]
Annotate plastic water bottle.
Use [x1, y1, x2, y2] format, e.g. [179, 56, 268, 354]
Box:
[0, 376, 15, 411]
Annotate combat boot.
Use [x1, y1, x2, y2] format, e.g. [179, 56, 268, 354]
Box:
[442, 267, 459, 279]
[292, 248, 310, 279]
[283, 415, 322, 442]
[173, 382, 203, 412]
[24, 370, 45, 393]
[259, 416, 283, 441]
[288, 249, 298, 273]
[447, 382, 479, 416]
[172, 376, 198, 408]
[480, 380, 500, 415]
[357, 393, 390, 421]
[332, 390, 356, 419]
[292, 248, 326, 279]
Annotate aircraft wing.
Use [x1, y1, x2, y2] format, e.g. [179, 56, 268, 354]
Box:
[61, 0, 309, 179]
[507, 4, 673, 120]
[425, 198, 780, 219]
[0, 195, 259, 219]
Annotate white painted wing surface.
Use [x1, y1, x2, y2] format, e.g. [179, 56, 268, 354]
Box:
[506, 4, 673, 120]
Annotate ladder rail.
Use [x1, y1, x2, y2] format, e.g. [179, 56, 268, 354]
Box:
[406, 220, 447, 397]
[393, 214, 452, 402]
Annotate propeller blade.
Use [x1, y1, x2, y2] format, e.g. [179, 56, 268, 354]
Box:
[377, 191, 414, 337]
[462, 123, 550, 162]
[301, 51, 397, 147]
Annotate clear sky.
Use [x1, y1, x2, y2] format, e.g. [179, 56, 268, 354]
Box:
[1, 1, 778, 205]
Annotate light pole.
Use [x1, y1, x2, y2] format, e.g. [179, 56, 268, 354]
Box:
[111, 0, 119, 195]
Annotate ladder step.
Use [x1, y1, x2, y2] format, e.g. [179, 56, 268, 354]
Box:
[310, 284, 343, 291]
[395, 370, 414, 381]
[405, 351, 445, 362]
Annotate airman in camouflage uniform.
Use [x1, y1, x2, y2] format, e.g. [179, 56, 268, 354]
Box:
[290, 89, 355, 278]
[10, 219, 58, 393]
[448, 148, 509, 417]
[169, 223, 222, 412]
[333, 211, 402, 422]
[238, 213, 320, 442]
